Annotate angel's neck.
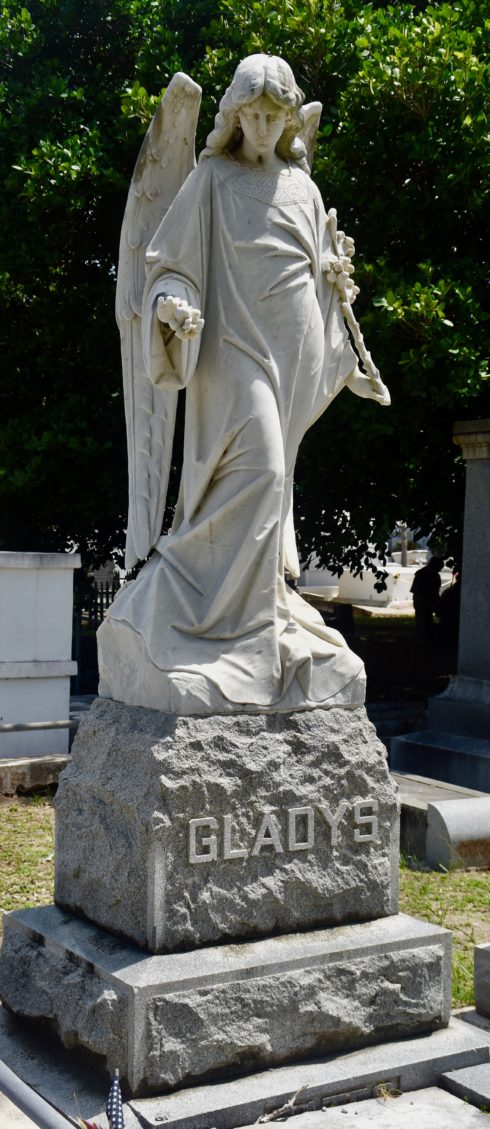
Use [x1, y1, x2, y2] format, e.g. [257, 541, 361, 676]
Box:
[233, 142, 287, 173]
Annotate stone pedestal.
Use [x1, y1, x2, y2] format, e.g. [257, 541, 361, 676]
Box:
[475, 943, 490, 1019]
[0, 906, 451, 1096]
[392, 421, 490, 790]
[428, 421, 490, 739]
[54, 700, 399, 952]
[0, 700, 452, 1100]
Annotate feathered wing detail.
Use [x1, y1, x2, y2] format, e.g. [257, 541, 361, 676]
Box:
[299, 101, 322, 173]
[116, 73, 202, 570]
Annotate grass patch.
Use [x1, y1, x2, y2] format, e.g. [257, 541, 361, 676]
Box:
[399, 857, 490, 1007]
[0, 792, 54, 939]
[354, 611, 416, 644]
[0, 795, 488, 1009]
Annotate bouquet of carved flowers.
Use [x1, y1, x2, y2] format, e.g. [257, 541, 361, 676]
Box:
[323, 230, 360, 305]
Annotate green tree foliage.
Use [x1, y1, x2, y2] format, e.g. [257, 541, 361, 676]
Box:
[0, 0, 488, 575]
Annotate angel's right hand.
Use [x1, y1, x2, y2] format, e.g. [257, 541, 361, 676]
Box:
[157, 295, 204, 340]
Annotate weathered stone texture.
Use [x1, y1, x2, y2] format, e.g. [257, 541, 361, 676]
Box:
[144, 946, 446, 1091]
[0, 913, 128, 1074]
[474, 943, 490, 1019]
[54, 699, 399, 952]
[0, 907, 450, 1096]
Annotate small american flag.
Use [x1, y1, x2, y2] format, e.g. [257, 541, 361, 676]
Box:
[106, 1070, 124, 1129]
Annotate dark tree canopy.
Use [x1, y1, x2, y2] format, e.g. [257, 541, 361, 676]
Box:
[0, 0, 488, 576]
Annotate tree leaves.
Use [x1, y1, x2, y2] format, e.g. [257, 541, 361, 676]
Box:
[0, 0, 488, 573]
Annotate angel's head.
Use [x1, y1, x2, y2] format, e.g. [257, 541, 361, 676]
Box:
[201, 55, 308, 170]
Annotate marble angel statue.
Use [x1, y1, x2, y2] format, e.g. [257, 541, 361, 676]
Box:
[98, 54, 390, 715]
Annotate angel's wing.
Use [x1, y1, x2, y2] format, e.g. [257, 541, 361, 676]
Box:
[116, 73, 202, 570]
[299, 101, 322, 173]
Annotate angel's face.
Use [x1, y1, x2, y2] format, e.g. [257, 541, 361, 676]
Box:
[238, 94, 288, 161]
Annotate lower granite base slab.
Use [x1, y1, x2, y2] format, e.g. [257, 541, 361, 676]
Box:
[0, 907, 452, 1097]
[442, 1062, 490, 1109]
[236, 1089, 490, 1128]
[0, 1007, 489, 1129]
[132, 1023, 490, 1129]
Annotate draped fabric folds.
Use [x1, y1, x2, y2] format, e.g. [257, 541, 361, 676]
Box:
[98, 157, 366, 714]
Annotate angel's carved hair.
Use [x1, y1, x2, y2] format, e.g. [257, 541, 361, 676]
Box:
[200, 54, 309, 172]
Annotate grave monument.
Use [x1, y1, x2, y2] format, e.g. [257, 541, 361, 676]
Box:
[392, 419, 490, 790]
[0, 57, 452, 1101]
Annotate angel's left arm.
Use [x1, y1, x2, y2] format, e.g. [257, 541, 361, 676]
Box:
[315, 189, 390, 407]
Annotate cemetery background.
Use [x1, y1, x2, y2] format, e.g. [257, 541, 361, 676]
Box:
[0, 0, 488, 582]
[0, 2, 490, 1129]
[1, 791, 489, 1010]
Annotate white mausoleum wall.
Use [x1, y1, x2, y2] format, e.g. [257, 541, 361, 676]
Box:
[0, 552, 80, 758]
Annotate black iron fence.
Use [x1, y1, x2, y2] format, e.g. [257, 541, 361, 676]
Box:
[72, 576, 123, 694]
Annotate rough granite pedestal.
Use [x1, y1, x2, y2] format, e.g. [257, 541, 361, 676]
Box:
[54, 699, 399, 951]
[0, 699, 453, 1098]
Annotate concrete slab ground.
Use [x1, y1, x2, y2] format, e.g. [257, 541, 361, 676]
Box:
[0, 1057, 78, 1127]
[128, 1019, 490, 1129]
[454, 1008, 490, 1038]
[1, 1006, 489, 1129]
[0, 1006, 110, 1127]
[0, 908, 452, 1095]
[0, 1092, 38, 1128]
[442, 1062, 490, 1108]
[393, 772, 488, 807]
[237, 1087, 490, 1126]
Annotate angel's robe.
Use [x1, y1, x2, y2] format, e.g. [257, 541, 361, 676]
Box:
[98, 155, 366, 714]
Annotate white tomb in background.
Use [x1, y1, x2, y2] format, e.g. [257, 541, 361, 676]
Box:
[0, 551, 79, 759]
[299, 553, 454, 610]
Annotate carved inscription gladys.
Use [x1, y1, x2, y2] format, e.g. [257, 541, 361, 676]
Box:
[188, 800, 379, 864]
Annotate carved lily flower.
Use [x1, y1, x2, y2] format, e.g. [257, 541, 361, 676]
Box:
[322, 241, 358, 304]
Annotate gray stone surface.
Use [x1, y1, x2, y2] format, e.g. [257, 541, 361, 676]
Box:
[390, 772, 486, 862]
[0, 755, 69, 796]
[475, 945, 490, 1020]
[442, 1063, 490, 1108]
[0, 907, 451, 1097]
[428, 683, 490, 742]
[0, 914, 128, 1075]
[395, 425, 490, 793]
[393, 773, 488, 805]
[0, 1093, 39, 1129]
[1, 1004, 488, 1129]
[0, 1059, 74, 1129]
[54, 698, 399, 952]
[130, 1019, 490, 1129]
[0, 1004, 132, 1129]
[452, 424, 490, 687]
[455, 1007, 490, 1038]
[242, 1089, 490, 1127]
[390, 729, 490, 792]
[426, 798, 490, 869]
[425, 426, 490, 748]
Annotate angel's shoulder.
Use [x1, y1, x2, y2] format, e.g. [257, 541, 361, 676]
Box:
[201, 153, 246, 182]
[307, 175, 325, 207]
[181, 158, 213, 190]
